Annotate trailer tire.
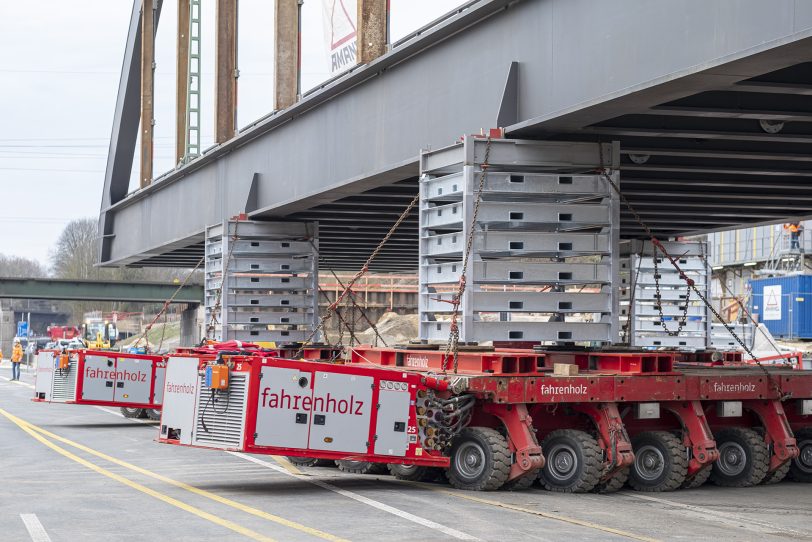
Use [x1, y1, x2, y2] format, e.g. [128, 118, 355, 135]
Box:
[287, 457, 334, 468]
[336, 460, 388, 475]
[539, 430, 602, 493]
[594, 467, 629, 493]
[788, 428, 812, 483]
[761, 461, 790, 485]
[387, 464, 441, 482]
[710, 427, 769, 487]
[681, 466, 712, 489]
[447, 427, 511, 491]
[144, 409, 161, 421]
[629, 431, 687, 492]
[120, 407, 144, 419]
[502, 470, 539, 491]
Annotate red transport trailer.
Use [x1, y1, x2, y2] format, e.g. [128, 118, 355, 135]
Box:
[156, 345, 812, 492]
[33, 349, 166, 419]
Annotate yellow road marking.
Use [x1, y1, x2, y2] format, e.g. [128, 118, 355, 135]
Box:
[0, 409, 347, 542]
[1, 409, 274, 542]
[393, 480, 660, 542]
[271, 455, 304, 475]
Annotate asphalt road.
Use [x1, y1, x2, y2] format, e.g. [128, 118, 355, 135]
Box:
[2, 365, 812, 542]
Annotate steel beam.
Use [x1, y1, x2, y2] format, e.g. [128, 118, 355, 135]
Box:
[215, 0, 237, 143]
[274, 0, 299, 110]
[357, 0, 388, 65]
[0, 278, 203, 304]
[140, 0, 156, 188]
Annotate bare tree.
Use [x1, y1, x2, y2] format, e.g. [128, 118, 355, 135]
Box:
[0, 255, 48, 278]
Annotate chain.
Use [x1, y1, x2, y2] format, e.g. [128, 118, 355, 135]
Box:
[133, 255, 204, 349]
[306, 235, 388, 347]
[296, 194, 419, 356]
[442, 137, 492, 373]
[206, 219, 241, 338]
[652, 245, 692, 336]
[597, 143, 787, 400]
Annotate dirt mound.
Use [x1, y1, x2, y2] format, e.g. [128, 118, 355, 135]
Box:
[355, 312, 418, 346]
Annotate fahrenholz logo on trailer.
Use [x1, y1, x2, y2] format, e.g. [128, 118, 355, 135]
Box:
[85, 366, 147, 383]
[260, 388, 365, 415]
[165, 382, 196, 395]
[405, 355, 429, 368]
[539, 384, 588, 396]
[712, 382, 756, 393]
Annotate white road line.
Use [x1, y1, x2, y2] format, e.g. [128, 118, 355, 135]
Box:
[0, 375, 35, 389]
[230, 452, 480, 541]
[20, 514, 53, 542]
[619, 491, 808, 537]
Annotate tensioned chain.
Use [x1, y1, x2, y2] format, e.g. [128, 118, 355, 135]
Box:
[652, 245, 692, 336]
[296, 194, 419, 356]
[442, 137, 492, 374]
[622, 248, 643, 344]
[596, 144, 787, 400]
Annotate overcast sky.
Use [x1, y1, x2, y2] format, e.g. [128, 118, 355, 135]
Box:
[0, 0, 465, 267]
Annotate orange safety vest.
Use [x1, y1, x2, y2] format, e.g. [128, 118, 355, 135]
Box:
[11, 344, 23, 363]
[785, 224, 800, 234]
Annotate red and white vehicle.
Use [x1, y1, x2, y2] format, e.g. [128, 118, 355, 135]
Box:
[33, 349, 166, 419]
[157, 346, 812, 492]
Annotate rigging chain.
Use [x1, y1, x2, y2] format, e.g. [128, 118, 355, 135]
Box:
[597, 144, 788, 400]
[442, 137, 492, 374]
[295, 193, 419, 356]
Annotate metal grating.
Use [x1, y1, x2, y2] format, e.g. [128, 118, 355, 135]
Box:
[418, 137, 620, 344]
[192, 373, 248, 449]
[51, 360, 78, 402]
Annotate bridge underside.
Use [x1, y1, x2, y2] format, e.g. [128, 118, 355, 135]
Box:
[102, 0, 812, 271]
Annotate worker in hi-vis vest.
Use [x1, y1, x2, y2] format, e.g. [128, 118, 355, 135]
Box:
[10, 338, 23, 381]
[785, 222, 803, 250]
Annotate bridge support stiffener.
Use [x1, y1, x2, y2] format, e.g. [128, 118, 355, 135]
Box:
[205, 220, 319, 343]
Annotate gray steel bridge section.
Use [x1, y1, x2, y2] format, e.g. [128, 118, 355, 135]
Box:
[100, 0, 812, 271]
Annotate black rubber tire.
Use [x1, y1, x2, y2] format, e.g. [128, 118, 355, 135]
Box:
[538, 429, 602, 493]
[287, 457, 334, 468]
[628, 431, 688, 492]
[447, 427, 511, 491]
[144, 408, 161, 421]
[502, 469, 539, 491]
[710, 427, 769, 487]
[761, 461, 790, 485]
[336, 460, 388, 475]
[120, 407, 144, 419]
[789, 428, 812, 483]
[594, 467, 629, 493]
[681, 466, 712, 489]
[387, 464, 442, 482]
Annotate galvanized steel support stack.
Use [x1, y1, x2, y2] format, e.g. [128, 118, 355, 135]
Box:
[418, 137, 620, 344]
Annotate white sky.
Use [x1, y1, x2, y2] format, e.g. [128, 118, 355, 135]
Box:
[0, 0, 465, 266]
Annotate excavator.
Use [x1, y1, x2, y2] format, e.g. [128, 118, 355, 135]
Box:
[81, 317, 118, 350]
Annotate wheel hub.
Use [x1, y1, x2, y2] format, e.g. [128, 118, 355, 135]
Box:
[717, 441, 747, 476]
[634, 444, 665, 481]
[547, 443, 578, 481]
[455, 442, 486, 480]
[798, 440, 812, 473]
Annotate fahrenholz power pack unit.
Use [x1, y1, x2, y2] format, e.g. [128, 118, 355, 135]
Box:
[158, 352, 450, 467]
[33, 349, 166, 410]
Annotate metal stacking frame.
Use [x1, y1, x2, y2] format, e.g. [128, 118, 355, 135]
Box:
[621, 240, 712, 349]
[205, 220, 319, 343]
[418, 137, 620, 344]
